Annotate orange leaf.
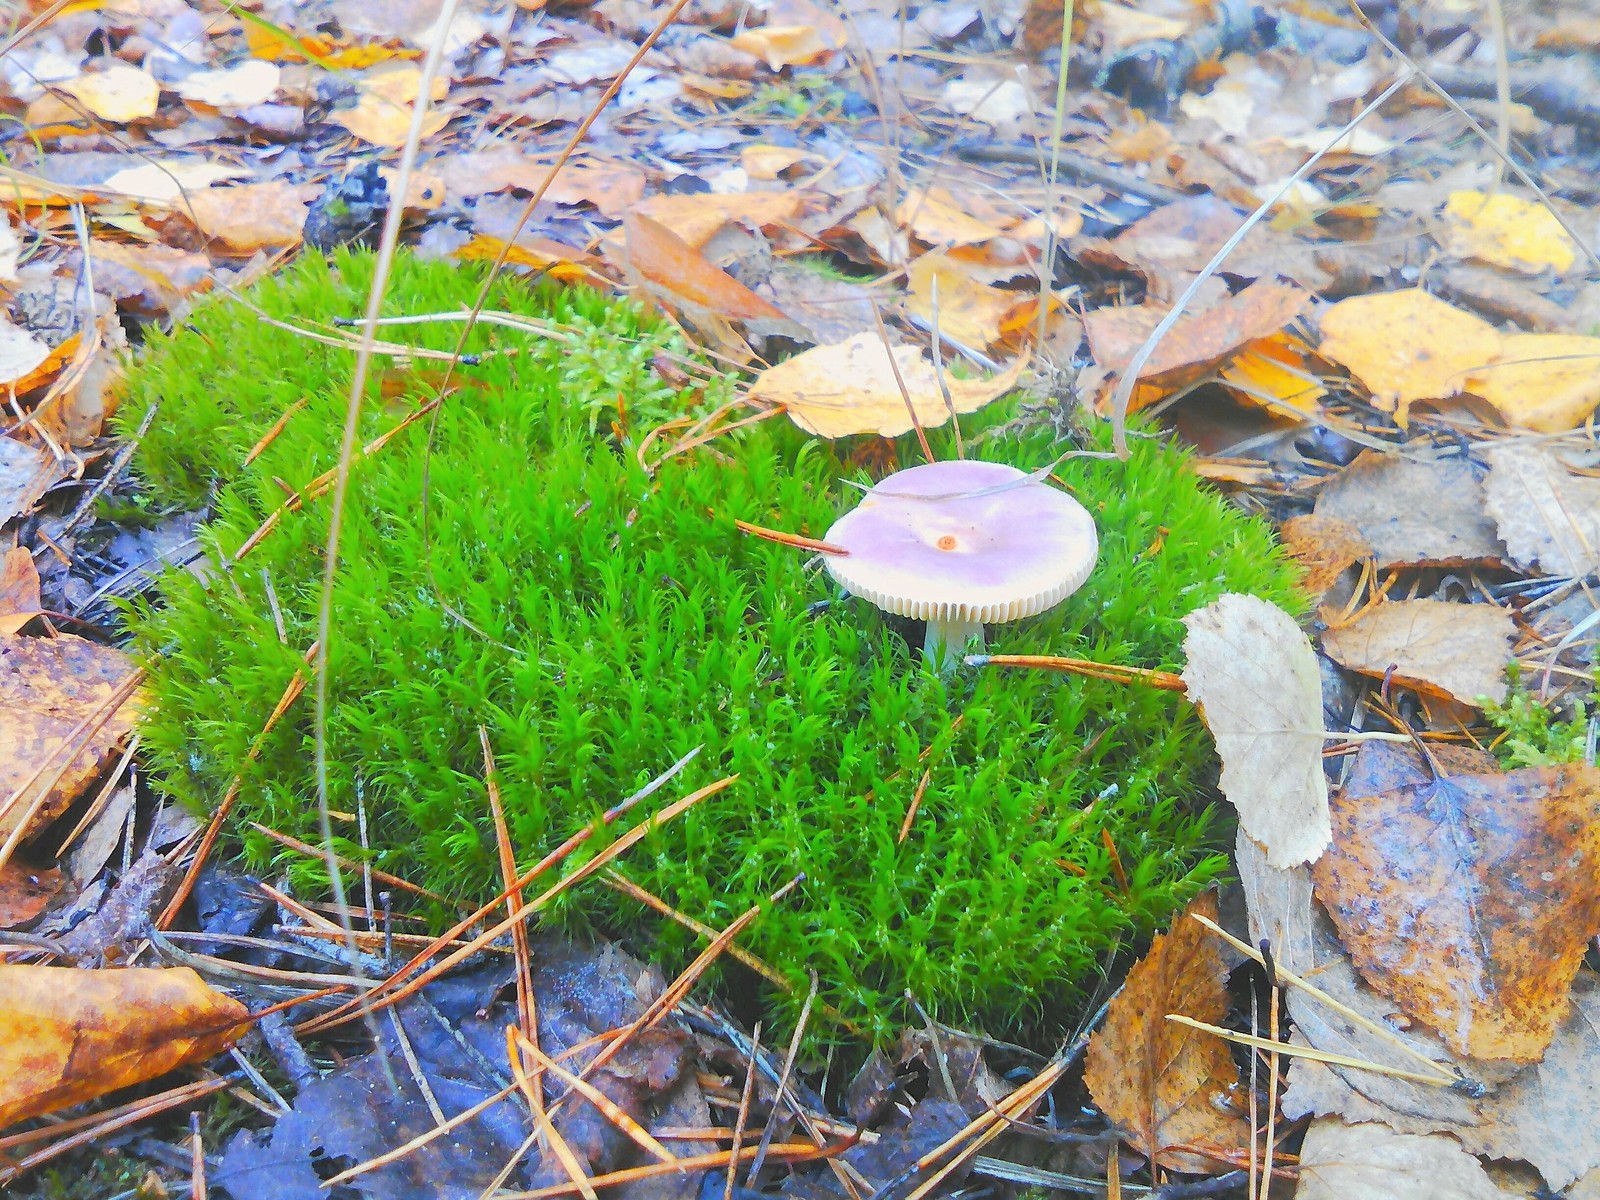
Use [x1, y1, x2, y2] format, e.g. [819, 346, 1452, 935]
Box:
[623, 213, 792, 324]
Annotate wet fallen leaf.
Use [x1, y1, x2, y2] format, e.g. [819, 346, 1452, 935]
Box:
[1468, 332, 1600, 432]
[1313, 450, 1506, 569]
[1180, 593, 1330, 868]
[1296, 1119, 1511, 1200]
[1482, 442, 1600, 578]
[1321, 599, 1515, 707]
[1087, 281, 1311, 416]
[1444, 191, 1576, 275]
[906, 252, 1015, 349]
[59, 64, 160, 123]
[181, 181, 309, 252]
[1311, 741, 1600, 1061]
[749, 333, 1026, 439]
[729, 24, 834, 69]
[0, 633, 145, 850]
[1317, 290, 1503, 427]
[1278, 514, 1372, 598]
[0, 965, 250, 1124]
[173, 60, 281, 109]
[1084, 891, 1249, 1173]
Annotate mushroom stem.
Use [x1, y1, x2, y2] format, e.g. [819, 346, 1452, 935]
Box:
[924, 615, 984, 671]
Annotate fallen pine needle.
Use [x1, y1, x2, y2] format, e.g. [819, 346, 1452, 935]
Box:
[1164, 1015, 1460, 1087]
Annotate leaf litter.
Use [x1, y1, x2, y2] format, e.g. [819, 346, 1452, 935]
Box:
[8, 0, 1600, 1192]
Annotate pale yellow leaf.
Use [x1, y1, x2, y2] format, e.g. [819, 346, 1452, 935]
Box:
[1445, 190, 1576, 275]
[173, 60, 281, 109]
[59, 64, 159, 122]
[1468, 332, 1600, 432]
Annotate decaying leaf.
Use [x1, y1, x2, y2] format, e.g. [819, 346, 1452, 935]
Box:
[1180, 593, 1330, 868]
[1278, 514, 1372, 598]
[0, 546, 42, 635]
[0, 633, 145, 849]
[749, 333, 1026, 439]
[1444, 191, 1576, 275]
[1317, 290, 1502, 426]
[0, 965, 250, 1125]
[1482, 442, 1600, 578]
[1313, 450, 1506, 569]
[1296, 1119, 1510, 1200]
[1321, 599, 1515, 707]
[1312, 740, 1600, 1061]
[0, 858, 61, 929]
[1084, 891, 1249, 1173]
[0, 437, 67, 526]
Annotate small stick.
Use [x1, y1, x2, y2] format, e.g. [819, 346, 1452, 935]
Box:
[965, 653, 1187, 692]
[733, 519, 849, 556]
[726, 1024, 762, 1200]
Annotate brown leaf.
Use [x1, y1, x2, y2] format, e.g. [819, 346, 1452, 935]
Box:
[0, 965, 250, 1124]
[1311, 741, 1600, 1060]
[0, 857, 61, 929]
[0, 633, 144, 849]
[1278, 514, 1372, 598]
[628, 189, 808, 251]
[436, 149, 646, 217]
[1313, 450, 1506, 569]
[0, 546, 42, 622]
[1180, 594, 1330, 868]
[623, 212, 794, 325]
[1321, 599, 1515, 707]
[1482, 442, 1600, 578]
[1296, 1119, 1512, 1200]
[0, 436, 69, 526]
[1084, 891, 1250, 1173]
[181, 181, 310, 253]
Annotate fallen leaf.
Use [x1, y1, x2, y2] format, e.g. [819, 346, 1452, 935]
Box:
[0, 318, 50, 388]
[1084, 891, 1249, 1173]
[0, 965, 250, 1124]
[1313, 450, 1506, 569]
[1481, 442, 1600, 578]
[627, 190, 807, 250]
[740, 144, 815, 180]
[1444, 191, 1576, 275]
[99, 160, 251, 204]
[1317, 290, 1503, 427]
[1278, 514, 1371, 598]
[1296, 1119, 1511, 1200]
[329, 63, 451, 146]
[1321, 599, 1515, 707]
[0, 633, 144, 849]
[454, 234, 605, 285]
[624, 212, 792, 324]
[437, 150, 646, 217]
[181, 181, 309, 251]
[905, 253, 1015, 349]
[0, 858, 61, 929]
[0, 438, 67, 526]
[59, 64, 160, 123]
[1219, 332, 1325, 414]
[939, 76, 1029, 125]
[1087, 281, 1311, 415]
[896, 186, 1009, 248]
[729, 24, 834, 69]
[1468, 332, 1600, 432]
[1179, 593, 1330, 868]
[0, 546, 42, 634]
[749, 333, 1026, 439]
[173, 60, 282, 109]
[1311, 740, 1600, 1060]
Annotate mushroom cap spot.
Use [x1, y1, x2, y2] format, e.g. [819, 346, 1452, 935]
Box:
[822, 460, 1099, 624]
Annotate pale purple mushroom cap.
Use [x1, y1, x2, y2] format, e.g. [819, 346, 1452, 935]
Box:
[823, 460, 1098, 632]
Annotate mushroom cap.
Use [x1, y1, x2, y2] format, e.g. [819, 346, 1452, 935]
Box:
[822, 460, 1098, 625]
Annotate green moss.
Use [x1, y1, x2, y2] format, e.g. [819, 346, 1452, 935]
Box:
[1483, 665, 1595, 768]
[120, 250, 1302, 1042]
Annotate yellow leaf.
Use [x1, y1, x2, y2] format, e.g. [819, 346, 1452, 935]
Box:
[1221, 334, 1325, 415]
[1468, 333, 1600, 432]
[750, 333, 1027, 439]
[906, 252, 1014, 349]
[1445, 191, 1576, 275]
[896, 186, 1006, 248]
[99, 161, 250, 204]
[59, 64, 160, 123]
[1317, 289, 1503, 427]
[729, 24, 833, 70]
[740, 144, 816, 180]
[331, 95, 452, 147]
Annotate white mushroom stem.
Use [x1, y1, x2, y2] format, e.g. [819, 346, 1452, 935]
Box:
[924, 615, 984, 671]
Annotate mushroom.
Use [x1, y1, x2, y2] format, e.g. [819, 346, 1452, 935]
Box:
[822, 460, 1098, 669]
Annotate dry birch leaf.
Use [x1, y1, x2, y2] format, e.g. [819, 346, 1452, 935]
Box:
[1313, 451, 1505, 569]
[182, 181, 309, 252]
[1469, 333, 1600, 433]
[1321, 599, 1515, 707]
[1180, 593, 1330, 868]
[1482, 442, 1600, 578]
[59, 64, 161, 123]
[1278, 514, 1372, 598]
[1084, 892, 1250, 1173]
[1296, 1120, 1511, 1200]
[750, 333, 1027, 439]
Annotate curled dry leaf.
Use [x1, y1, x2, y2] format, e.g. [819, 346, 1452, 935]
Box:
[750, 333, 1027, 439]
[1179, 593, 1330, 868]
[1313, 450, 1506, 570]
[1084, 891, 1250, 1174]
[1317, 290, 1501, 427]
[1320, 599, 1515, 707]
[1312, 740, 1600, 1061]
[0, 965, 250, 1125]
[1482, 442, 1600, 578]
[1296, 1119, 1511, 1200]
[0, 633, 144, 848]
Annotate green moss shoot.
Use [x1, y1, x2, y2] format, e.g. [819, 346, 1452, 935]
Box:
[120, 250, 1303, 1042]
